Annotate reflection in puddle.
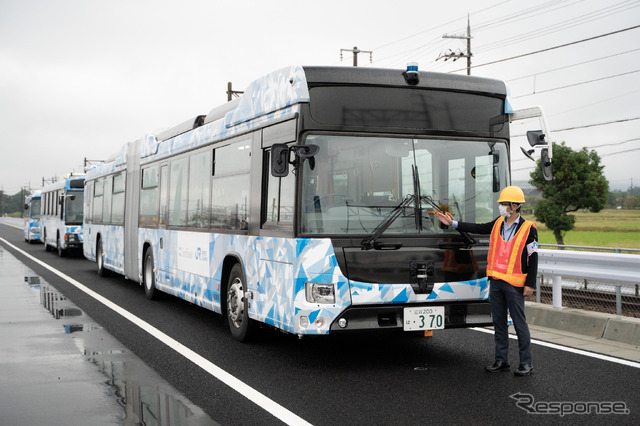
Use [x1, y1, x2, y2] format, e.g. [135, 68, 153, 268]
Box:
[40, 283, 84, 321]
[27, 277, 217, 425]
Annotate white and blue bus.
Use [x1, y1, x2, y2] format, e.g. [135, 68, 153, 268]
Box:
[41, 176, 85, 256]
[83, 65, 552, 341]
[23, 190, 42, 243]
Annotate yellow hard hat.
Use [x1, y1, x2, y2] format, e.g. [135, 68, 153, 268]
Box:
[498, 186, 525, 203]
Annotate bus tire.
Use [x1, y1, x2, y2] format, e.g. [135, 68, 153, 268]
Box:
[143, 248, 157, 300]
[57, 235, 65, 257]
[96, 239, 108, 277]
[226, 263, 255, 342]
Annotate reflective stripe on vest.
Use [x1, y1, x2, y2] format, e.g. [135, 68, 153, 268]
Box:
[486, 217, 535, 287]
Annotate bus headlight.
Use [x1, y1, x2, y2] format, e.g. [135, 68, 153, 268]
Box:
[305, 282, 335, 304]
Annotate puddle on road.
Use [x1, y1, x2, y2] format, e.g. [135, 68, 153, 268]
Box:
[23, 275, 218, 426]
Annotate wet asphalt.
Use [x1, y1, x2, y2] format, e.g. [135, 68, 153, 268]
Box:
[0, 242, 217, 426]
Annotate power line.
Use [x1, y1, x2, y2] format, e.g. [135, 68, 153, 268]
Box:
[552, 117, 640, 132]
[512, 117, 640, 136]
[550, 87, 640, 118]
[512, 70, 640, 98]
[513, 147, 640, 170]
[589, 138, 640, 149]
[512, 137, 640, 163]
[474, 0, 640, 54]
[599, 147, 640, 157]
[507, 47, 640, 82]
[448, 24, 640, 73]
[370, 0, 510, 52]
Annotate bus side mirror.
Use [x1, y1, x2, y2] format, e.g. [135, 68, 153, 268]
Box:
[271, 143, 320, 177]
[541, 148, 552, 181]
[271, 144, 290, 177]
[24, 203, 29, 210]
[526, 130, 546, 147]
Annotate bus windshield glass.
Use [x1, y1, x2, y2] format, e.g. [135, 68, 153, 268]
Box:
[31, 198, 41, 219]
[65, 192, 84, 225]
[300, 135, 509, 236]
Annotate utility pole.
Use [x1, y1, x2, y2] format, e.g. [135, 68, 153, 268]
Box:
[84, 157, 105, 172]
[437, 15, 472, 75]
[227, 82, 243, 102]
[340, 46, 373, 67]
[42, 177, 58, 186]
[20, 186, 25, 218]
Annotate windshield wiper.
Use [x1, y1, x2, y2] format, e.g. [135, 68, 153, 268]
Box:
[360, 194, 413, 250]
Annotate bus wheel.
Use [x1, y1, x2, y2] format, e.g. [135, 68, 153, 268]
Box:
[96, 239, 108, 277]
[226, 263, 255, 342]
[143, 248, 157, 300]
[57, 236, 65, 257]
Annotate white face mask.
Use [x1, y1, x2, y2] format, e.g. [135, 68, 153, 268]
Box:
[499, 205, 510, 217]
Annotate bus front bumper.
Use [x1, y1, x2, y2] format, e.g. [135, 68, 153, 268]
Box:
[64, 233, 83, 249]
[328, 301, 493, 333]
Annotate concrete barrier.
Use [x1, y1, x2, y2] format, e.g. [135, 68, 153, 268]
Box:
[525, 302, 640, 346]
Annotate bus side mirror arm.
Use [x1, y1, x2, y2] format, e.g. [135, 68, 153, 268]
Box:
[509, 106, 553, 181]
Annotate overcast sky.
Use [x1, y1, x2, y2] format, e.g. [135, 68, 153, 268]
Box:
[1, 0, 638, 195]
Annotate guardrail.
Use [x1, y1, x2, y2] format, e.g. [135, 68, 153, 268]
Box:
[537, 249, 640, 315]
[539, 243, 640, 254]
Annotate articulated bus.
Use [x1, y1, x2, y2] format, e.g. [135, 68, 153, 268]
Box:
[23, 190, 42, 243]
[83, 65, 552, 341]
[41, 176, 85, 256]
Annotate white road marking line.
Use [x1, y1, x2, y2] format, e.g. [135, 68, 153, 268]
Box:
[0, 237, 313, 426]
[472, 327, 640, 369]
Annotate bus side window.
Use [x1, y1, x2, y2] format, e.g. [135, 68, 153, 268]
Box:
[93, 178, 104, 223]
[85, 182, 93, 224]
[262, 148, 294, 226]
[140, 165, 160, 227]
[158, 166, 168, 226]
[168, 158, 188, 227]
[103, 176, 113, 223]
[112, 173, 126, 225]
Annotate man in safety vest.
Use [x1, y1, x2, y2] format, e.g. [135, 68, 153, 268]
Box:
[435, 186, 538, 376]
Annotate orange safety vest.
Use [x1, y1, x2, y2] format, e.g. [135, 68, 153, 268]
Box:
[486, 216, 536, 287]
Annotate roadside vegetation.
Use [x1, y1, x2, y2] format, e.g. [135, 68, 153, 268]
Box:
[522, 209, 640, 249]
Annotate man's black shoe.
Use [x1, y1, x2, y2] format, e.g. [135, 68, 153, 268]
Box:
[485, 360, 511, 373]
[514, 364, 534, 376]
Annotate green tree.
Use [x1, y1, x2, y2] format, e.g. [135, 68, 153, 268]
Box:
[608, 190, 626, 209]
[529, 142, 609, 245]
[625, 195, 640, 210]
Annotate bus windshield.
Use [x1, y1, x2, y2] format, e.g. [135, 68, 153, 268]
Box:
[65, 192, 84, 225]
[31, 198, 41, 219]
[300, 134, 509, 236]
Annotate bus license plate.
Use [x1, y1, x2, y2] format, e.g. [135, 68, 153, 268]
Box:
[403, 306, 445, 331]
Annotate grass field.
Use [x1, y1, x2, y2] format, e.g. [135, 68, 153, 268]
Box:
[522, 209, 640, 249]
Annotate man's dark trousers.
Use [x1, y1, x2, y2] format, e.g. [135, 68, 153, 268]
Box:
[490, 278, 532, 365]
